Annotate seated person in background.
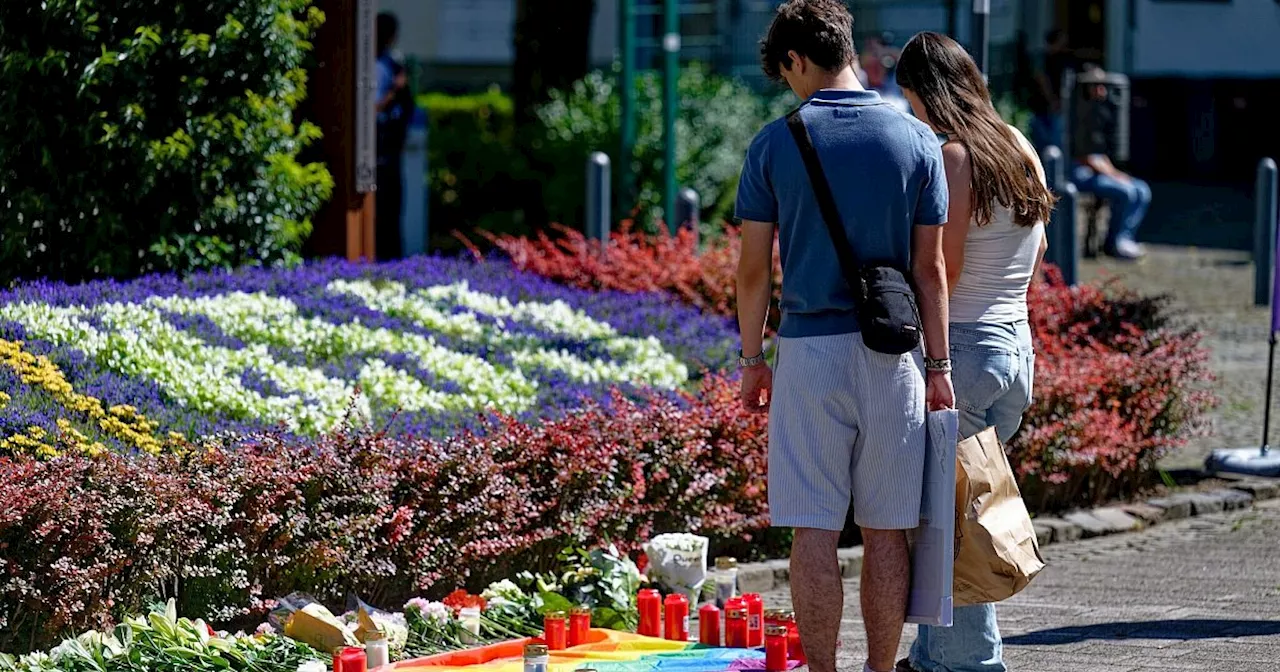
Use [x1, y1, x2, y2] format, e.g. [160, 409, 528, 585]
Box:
[1072, 78, 1150, 260]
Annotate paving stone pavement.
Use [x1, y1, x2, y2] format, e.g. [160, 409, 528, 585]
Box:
[761, 498, 1280, 671]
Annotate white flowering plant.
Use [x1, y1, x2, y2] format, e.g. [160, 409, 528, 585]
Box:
[643, 533, 710, 604]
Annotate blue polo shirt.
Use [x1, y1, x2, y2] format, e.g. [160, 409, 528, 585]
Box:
[735, 89, 948, 338]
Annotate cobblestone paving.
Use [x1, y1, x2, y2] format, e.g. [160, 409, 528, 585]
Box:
[1079, 247, 1276, 471]
[762, 498, 1280, 671]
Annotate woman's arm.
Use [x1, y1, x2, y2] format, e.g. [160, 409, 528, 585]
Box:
[1033, 227, 1048, 281]
[940, 141, 973, 295]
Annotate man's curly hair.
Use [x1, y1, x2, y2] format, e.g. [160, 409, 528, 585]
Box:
[760, 0, 857, 82]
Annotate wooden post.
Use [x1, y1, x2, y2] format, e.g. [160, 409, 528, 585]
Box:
[305, 0, 377, 261]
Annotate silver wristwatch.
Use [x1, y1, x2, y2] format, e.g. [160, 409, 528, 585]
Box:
[924, 357, 952, 373]
[738, 350, 767, 368]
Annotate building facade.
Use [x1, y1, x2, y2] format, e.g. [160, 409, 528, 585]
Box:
[382, 0, 1279, 184]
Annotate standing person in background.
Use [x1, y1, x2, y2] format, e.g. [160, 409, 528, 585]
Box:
[375, 11, 413, 261]
[895, 31, 1053, 672]
[1029, 28, 1073, 154]
[735, 3, 954, 672]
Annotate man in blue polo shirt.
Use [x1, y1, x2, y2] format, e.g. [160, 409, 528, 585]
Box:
[734, 3, 953, 672]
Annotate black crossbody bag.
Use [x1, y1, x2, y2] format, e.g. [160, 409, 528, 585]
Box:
[785, 107, 923, 355]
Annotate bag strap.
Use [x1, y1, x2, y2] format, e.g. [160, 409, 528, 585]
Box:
[785, 106, 864, 289]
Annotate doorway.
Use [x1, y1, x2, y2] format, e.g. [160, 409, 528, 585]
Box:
[1056, 0, 1106, 67]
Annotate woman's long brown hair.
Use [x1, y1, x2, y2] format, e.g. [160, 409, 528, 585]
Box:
[895, 31, 1055, 227]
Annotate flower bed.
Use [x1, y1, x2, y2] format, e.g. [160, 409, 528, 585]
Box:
[0, 375, 771, 652]
[492, 229, 1216, 510]
[0, 257, 736, 452]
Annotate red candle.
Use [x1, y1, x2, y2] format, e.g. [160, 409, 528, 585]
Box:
[698, 603, 721, 646]
[743, 593, 764, 647]
[544, 611, 568, 650]
[637, 589, 662, 637]
[765, 625, 789, 672]
[781, 611, 804, 665]
[339, 647, 367, 672]
[333, 650, 344, 672]
[663, 593, 689, 641]
[569, 607, 591, 647]
[724, 607, 749, 648]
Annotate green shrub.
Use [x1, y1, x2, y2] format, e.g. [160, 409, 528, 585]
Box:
[419, 88, 531, 240]
[0, 0, 333, 284]
[421, 66, 790, 244]
[996, 94, 1033, 138]
[533, 65, 793, 231]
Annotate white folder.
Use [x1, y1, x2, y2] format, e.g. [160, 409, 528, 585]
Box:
[906, 408, 958, 627]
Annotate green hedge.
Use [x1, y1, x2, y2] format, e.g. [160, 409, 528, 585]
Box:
[421, 66, 790, 242]
[420, 88, 531, 240]
[0, 0, 333, 284]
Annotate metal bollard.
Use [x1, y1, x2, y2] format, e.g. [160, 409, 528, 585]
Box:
[585, 152, 611, 244]
[1255, 157, 1278, 307]
[1057, 181, 1080, 286]
[1040, 145, 1078, 282]
[400, 107, 428, 257]
[1041, 145, 1065, 194]
[972, 0, 990, 75]
[676, 187, 700, 245]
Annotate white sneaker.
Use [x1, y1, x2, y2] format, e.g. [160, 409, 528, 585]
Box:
[1111, 238, 1145, 260]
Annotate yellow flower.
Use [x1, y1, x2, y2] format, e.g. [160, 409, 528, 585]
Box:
[0, 391, 10, 408]
[0, 338, 176, 457]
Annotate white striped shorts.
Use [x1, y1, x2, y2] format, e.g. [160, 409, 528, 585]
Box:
[768, 331, 926, 531]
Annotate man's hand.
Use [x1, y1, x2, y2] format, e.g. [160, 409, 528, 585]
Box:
[740, 364, 773, 413]
[394, 71, 408, 90]
[925, 370, 955, 411]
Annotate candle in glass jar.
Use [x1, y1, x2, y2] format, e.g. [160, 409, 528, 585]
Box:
[568, 607, 591, 647]
[523, 643, 550, 672]
[763, 609, 780, 630]
[698, 603, 721, 646]
[365, 631, 390, 670]
[545, 611, 569, 650]
[724, 607, 749, 648]
[339, 647, 367, 672]
[780, 610, 804, 665]
[714, 557, 738, 608]
[637, 589, 662, 637]
[743, 593, 764, 647]
[765, 626, 789, 672]
[663, 593, 689, 641]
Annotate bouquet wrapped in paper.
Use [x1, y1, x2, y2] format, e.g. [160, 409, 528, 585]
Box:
[642, 533, 708, 603]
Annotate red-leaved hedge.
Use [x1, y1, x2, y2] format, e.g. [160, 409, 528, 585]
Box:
[0, 376, 772, 652]
[480, 223, 783, 332]
[490, 228, 1216, 510]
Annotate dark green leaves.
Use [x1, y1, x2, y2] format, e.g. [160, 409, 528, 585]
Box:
[0, 0, 332, 284]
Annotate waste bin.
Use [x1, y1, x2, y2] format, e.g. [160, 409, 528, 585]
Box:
[1064, 68, 1130, 163]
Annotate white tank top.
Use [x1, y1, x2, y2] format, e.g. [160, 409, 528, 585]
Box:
[948, 127, 1046, 324]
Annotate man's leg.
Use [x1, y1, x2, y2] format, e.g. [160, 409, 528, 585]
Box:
[767, 335, 862, 672]
[849, 334, 927, 672]
[791, 529, 843, 672]
[862, 527, 911, 671]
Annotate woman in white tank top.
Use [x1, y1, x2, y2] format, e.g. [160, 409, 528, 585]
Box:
[893, 32, 1055, 672]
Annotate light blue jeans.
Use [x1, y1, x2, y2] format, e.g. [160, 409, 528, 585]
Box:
[1072, 164, 1152, 249]
[908, 320, 1035, 672]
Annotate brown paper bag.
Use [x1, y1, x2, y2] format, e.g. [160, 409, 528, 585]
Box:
[953, 427, 1046, 606]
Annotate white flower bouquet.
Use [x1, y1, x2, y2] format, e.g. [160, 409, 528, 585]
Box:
[642, 533, 709, 603]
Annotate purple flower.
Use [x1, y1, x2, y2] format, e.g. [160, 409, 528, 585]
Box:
[0, 256, 737, 442]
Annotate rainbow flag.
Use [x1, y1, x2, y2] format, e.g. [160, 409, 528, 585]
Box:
[387, 629, 799, 672]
